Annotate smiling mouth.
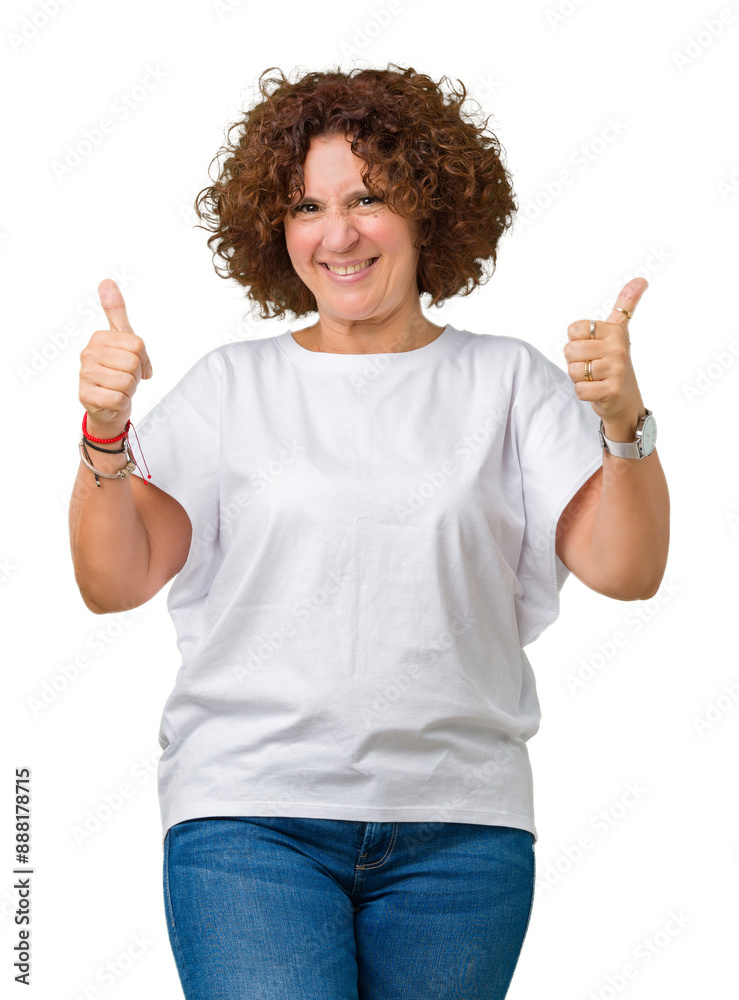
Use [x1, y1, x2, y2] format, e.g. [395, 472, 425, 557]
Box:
[321, 257, 378, 275]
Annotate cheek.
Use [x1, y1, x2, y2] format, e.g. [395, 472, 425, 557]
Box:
[373, 216, 419, 256]
[284, 224, 313, 264]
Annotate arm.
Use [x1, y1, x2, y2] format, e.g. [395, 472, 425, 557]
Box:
[69, 451, 192, 614]
[555, 414, 670, 601]
[555, 277, 670, 601]
[69, 278, 191, 614]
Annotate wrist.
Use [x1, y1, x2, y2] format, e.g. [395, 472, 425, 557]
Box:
[601, 406, 646, 443]
[84, 414, 130, 441]
[80, 435, 128, 458]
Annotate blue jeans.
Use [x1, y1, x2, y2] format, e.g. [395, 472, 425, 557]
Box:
[163, 816, 536, 999]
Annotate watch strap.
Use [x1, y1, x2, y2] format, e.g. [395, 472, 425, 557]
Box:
[599, 409, 652, 460]
[598, 428, 641, 459]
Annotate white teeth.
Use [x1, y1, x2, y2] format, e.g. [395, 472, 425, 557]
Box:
[324, 258, 374, 275]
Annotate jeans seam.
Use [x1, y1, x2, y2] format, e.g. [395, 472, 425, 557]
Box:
[355, 822, 398, 870]
[523, 838, 536, 939]
[163, 829, 197, 998]
[504, 836, 536, 993]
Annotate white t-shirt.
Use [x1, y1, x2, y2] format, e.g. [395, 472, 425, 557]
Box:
[129, 323, 603, 845]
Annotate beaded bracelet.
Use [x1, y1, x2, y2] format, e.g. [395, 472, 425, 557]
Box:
[82, 411, 130, 443]
[79, 412, 152, 486]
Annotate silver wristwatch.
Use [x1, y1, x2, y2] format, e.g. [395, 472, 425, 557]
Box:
[599, 409, 657, 460]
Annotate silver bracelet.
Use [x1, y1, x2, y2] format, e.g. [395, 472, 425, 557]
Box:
[78, 436, 137, 488]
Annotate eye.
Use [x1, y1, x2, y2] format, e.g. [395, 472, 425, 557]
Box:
[292, 195, 383, 214]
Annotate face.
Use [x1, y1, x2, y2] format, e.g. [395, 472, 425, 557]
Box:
[283, 133, 421, 325]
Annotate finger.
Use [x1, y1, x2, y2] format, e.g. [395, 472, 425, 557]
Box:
[567, 319, 599, 343]
[604, 276, 649, 326]
[85, 343, 146, 381]
[97, 279, 153, 378]
[568, 357, 603, 382]
[82, 382, 136, 415]
[81, 363, 138, 399]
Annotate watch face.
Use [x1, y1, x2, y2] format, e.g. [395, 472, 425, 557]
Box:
[640, 414, 657, 455]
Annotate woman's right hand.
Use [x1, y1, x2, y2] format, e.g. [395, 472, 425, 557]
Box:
[79, 279, 153, 438]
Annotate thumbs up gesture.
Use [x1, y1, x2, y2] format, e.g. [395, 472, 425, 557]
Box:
[79, 279, 153, 438]
[563, 277, 648, 432]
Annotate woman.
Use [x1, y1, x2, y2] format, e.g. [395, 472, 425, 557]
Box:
[69, 64, 669, 1000]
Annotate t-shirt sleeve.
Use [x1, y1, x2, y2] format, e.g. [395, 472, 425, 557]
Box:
[128, 347, 223, 570]
[511, 341, 603, 647]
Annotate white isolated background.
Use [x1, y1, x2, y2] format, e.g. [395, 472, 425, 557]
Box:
[2, 0, 737, 997]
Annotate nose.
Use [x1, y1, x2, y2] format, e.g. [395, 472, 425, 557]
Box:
[320, 209, 359, 254]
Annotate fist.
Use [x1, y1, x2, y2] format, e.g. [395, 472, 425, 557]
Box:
[79, 279, 153, 437]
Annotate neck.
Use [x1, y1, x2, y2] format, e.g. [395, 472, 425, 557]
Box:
[292, 309, 446, 355]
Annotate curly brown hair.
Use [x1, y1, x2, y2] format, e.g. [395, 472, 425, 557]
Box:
[193, 63, 518, 320]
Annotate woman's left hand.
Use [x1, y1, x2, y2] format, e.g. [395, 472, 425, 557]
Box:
[563, 277, 648, 428]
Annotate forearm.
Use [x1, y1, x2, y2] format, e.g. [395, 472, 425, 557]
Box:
[68, 448, 151, 614]
[588, 411, 670, 600]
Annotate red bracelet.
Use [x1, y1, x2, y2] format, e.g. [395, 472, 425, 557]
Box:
[82, 411, 131, 443]
[80, 411, 152, 483]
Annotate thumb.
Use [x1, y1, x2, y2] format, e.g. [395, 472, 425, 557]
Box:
[98, 278, 153, 379]
[605, 276, 649, 327]
[98, 278, 133, 332]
